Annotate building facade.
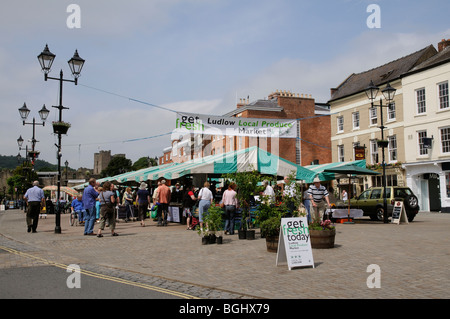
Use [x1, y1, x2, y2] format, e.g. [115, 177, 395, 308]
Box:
[402, 40, 450, 212]
[328, 40, 450, 211]
[159, 90, 331, 168]
[329, 45, 436, 190]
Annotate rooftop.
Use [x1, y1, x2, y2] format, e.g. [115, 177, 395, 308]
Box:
[329, 45, 438, 102]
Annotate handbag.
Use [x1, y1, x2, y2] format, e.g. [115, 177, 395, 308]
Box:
[150, 204, 158, 219]
[101, 192, 114, 217]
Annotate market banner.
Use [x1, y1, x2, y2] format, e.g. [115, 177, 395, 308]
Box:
[175, 112, 298, 138]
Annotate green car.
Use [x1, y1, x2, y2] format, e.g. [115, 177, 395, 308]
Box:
[349, 186, 419, 222]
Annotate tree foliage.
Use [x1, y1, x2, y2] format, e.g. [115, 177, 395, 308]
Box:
[101, 156, 132, 177]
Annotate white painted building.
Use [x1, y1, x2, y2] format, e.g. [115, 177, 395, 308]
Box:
[402, 40, 450, 212]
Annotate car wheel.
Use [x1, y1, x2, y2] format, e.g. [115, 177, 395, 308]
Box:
[404, 195, 418, 210]
[371, 207, 384, 221]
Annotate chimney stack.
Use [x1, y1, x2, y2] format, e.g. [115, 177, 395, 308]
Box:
[438, 39, 450, 52]
[330, 88, 338, 97]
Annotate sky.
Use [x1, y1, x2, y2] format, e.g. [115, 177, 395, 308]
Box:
[1, 0, 449, 170]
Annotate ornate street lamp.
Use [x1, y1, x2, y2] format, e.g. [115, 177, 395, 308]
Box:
[365, 81, 397, 224]
[38, 104, 50, 122]
[18, 103, 30, 121]
[17, 135, 24, 148]
[37, 44, 56, 79]
[18, 103, 49, 166]
[382, 82, 396, 102]
[38, 44, 85, 233]
[68, 50, 85, 83]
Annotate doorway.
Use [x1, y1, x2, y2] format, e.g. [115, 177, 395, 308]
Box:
[427, 173, 441, 211]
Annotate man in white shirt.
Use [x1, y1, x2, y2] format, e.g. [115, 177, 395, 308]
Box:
[262, 180, 275, 204]
[198, 181, 213, 229]
[24, 181, 45, 233]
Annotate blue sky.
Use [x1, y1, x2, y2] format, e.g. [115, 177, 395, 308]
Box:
[1, 0, 449, 169]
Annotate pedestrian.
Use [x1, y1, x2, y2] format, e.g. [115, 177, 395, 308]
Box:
[156, 179, 171, 226]
[95, 187, 102, 220]
[136, 182, 150, 227]
[152, 181, 161, 205]
[122, 187, 134, 220]
[307, 177, 331, 222]
[71, 194, 85, 224]
[182, 185, 197, 230]
[197, 181, 213, 230]
[171, 183, 183, 203]
[303, 186, 311, 222]
[222, 182, 238, 235]
[97, 181, 118, 237]
[342, 189, 348, 202]
[82, 178, 99, 236]
[23, 181, 45, 233]
[262, 180, 275, 204]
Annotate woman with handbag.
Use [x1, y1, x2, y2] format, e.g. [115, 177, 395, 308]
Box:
[97, 181, 119, 237]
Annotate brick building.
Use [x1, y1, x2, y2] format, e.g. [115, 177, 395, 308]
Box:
[160, 90, 331, 167]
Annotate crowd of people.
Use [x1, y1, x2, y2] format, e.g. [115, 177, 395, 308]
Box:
[22, 175, 347, 235]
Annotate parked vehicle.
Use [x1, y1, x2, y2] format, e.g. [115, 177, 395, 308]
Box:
[349, 186, 419, 222]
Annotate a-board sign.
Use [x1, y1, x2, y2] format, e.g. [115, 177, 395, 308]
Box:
[276, 217, 314, 270]
[392, 200, 409, 225]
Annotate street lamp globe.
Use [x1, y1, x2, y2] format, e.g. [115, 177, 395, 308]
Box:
[17, 135, 24, 148]
[38, 104, 50, 122]
[18, 103, 30, 121]
[382, 82, 396, 102]
[365, 80, 379, 102]
[37, 44, 56, 75]
[68, 49, 85, 79]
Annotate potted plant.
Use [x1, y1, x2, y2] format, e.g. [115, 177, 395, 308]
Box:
[260, 215, 281, 252]
[309, 218, 336, 249]
[197, 225, 210, 245]
[52, 121, 71, 135]
[204, 204, 224, 244]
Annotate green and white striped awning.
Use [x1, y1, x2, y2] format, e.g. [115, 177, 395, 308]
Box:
[73, 147, 318, 189]
[304, 159, 367, 183]
[142, 147, 316, 181]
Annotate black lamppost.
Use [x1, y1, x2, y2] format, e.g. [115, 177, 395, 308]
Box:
[38, 44, 85, 233]
[17, 136, 32, 196]
[65, 160, 69, 186]
[365, 81, 396, 224]
[18, 103, 50, 166]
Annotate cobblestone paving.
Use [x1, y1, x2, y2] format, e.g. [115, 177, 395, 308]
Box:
[1, 209, 449, 299]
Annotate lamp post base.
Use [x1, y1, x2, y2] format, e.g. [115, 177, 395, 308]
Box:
[54, 226, 62, 234]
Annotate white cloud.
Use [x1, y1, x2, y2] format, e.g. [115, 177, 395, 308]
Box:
[229, 29, 450, 103]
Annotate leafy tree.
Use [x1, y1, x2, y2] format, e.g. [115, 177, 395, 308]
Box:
[6, 163, 38, 197]
[132, 157, 149, 170]
[131, 156, 158, 170]
[101, 156, 132, 177]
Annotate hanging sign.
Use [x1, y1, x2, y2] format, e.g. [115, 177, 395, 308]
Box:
[354, 146, 366, 160]
[276, 217, 314, 270]
[175, 112, 298, 138]
[392, 200, 409, 225]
